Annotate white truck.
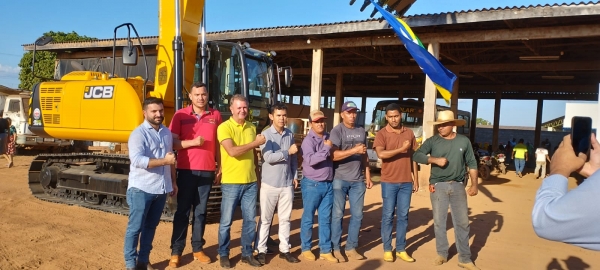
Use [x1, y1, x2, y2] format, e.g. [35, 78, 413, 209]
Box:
[0, 90, 71, 150]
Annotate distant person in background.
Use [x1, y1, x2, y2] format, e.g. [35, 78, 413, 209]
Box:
[542, 138, 552, 153]
[2, 118, 16, 167]
[512, 139, 528, 178]
[0, 117, 9, 167]
[505, 140, 513, 164]
[532, 134, 600, 250]
[526, 142, 535, 166]
[6, 118, 16, 167]
[534, 144, 551, 179]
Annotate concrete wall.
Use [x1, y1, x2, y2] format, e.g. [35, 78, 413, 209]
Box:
[474, 125, 568, 153]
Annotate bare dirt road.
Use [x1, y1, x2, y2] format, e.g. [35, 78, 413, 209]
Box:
[0, 156, 597, 270]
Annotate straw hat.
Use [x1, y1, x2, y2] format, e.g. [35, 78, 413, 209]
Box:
[427, 110, 466, 126]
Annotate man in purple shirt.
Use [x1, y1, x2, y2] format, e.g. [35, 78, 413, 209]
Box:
[299, 110, 338, 263]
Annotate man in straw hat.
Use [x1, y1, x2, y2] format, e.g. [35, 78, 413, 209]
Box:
[413, 110, 480, 270]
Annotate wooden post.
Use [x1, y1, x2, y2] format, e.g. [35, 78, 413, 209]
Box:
[470, 98, 478, 142]
[420, 42, 440, 191]
[534, 99, 543, 149]
[492, 90, 502, 151]
[361, 96, 367, 111]
[450, 76, 459, 115]
[310, 48, 323, 112]
[334, 72, 343, 126]
[423, 42, 439, 142]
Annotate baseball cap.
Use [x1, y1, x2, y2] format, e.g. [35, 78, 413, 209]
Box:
[342, 101, 359, 112]
[309, 110, 327, 122]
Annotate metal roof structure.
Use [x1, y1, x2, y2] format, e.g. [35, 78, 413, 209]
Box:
[23, 1, 600, 101]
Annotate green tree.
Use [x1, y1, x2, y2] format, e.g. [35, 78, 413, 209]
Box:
[18, 31, 96, 90]
[476, 118, 492, 125]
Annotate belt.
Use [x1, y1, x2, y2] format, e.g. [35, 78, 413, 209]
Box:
[436, 180, 463, 184]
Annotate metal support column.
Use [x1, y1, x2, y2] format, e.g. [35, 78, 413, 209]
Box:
[492, 90, 502, 151]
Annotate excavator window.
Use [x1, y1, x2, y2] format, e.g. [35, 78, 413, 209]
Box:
[206, 43, 243, 114]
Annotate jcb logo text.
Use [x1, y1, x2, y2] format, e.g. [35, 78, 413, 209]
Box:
[84, 86, 114, 99]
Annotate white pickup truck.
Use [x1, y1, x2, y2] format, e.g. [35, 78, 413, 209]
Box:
[1, 90, 71, 150]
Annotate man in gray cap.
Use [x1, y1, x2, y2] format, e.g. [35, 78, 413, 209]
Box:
[330, 101, 373, 260]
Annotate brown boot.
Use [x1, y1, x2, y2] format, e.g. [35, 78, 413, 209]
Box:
[302, 250, 316, 261]
[193, 251, 211, 263]
[433, 255, 447, 266]
[458, 261, 481, 270]
[168, 255, 180, 268]
[319, 253, 339, 263]
[345, 249, 365, 260]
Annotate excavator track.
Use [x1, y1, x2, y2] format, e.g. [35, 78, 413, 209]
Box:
[28, 153, 223, 223]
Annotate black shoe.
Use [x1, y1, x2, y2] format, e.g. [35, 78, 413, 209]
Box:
[279, 252, 299, 263]
[241, 256, 262, 267]
[135, 262, 155, 270]
[220, 256, 231, 269]
[257, 252, 266, 265]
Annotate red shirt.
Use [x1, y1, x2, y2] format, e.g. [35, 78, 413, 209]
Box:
[169, 106, 222, 171]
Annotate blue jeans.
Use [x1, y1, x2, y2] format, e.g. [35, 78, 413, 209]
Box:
[300, 177, 333, 253]
[430, 181, 472, 264]
[514, 158, 526, 174]
[381, 182, 413, 252]
[123, 187, 167, 268]
[171, 169, 214, 255]
[331, 179, 366, 251]
[218, 182, 257, 257]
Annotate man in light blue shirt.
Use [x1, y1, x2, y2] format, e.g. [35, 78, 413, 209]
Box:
[124, 98, 178, 270]
[532, 133, 600, 251]
[256, 103, 299, 265]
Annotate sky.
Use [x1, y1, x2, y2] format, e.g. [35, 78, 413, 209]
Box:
[0, 0, 586, 127]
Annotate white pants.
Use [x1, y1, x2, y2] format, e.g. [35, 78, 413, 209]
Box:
[257, 183, 294, 253]
[534, 161, 547, 178]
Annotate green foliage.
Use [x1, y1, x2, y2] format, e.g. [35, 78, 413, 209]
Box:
[476, 117, 492, 126]
[18, 31, 96, 90]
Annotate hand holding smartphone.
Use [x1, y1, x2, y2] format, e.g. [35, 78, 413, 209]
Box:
[571, 116, 593, 157]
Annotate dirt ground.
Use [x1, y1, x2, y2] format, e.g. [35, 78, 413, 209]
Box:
[0, 155, 598, 270]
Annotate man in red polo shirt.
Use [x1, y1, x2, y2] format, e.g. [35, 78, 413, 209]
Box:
[168, 82, 222, 267]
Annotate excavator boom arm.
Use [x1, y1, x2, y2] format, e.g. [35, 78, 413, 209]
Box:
[153, 0, 204, 107]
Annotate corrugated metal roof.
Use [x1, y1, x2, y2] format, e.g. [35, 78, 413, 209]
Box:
[410, 1, 600, 16]
[208, 1, 600, 33]
[22, 1, 600, 47]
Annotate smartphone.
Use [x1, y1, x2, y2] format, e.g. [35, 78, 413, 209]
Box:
[571, 116, 592, 156]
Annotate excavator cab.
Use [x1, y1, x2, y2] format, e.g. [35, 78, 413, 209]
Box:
[202, 41, 276, 131]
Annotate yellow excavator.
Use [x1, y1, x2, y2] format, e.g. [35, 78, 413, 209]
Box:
[26, 0, 291, 221]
